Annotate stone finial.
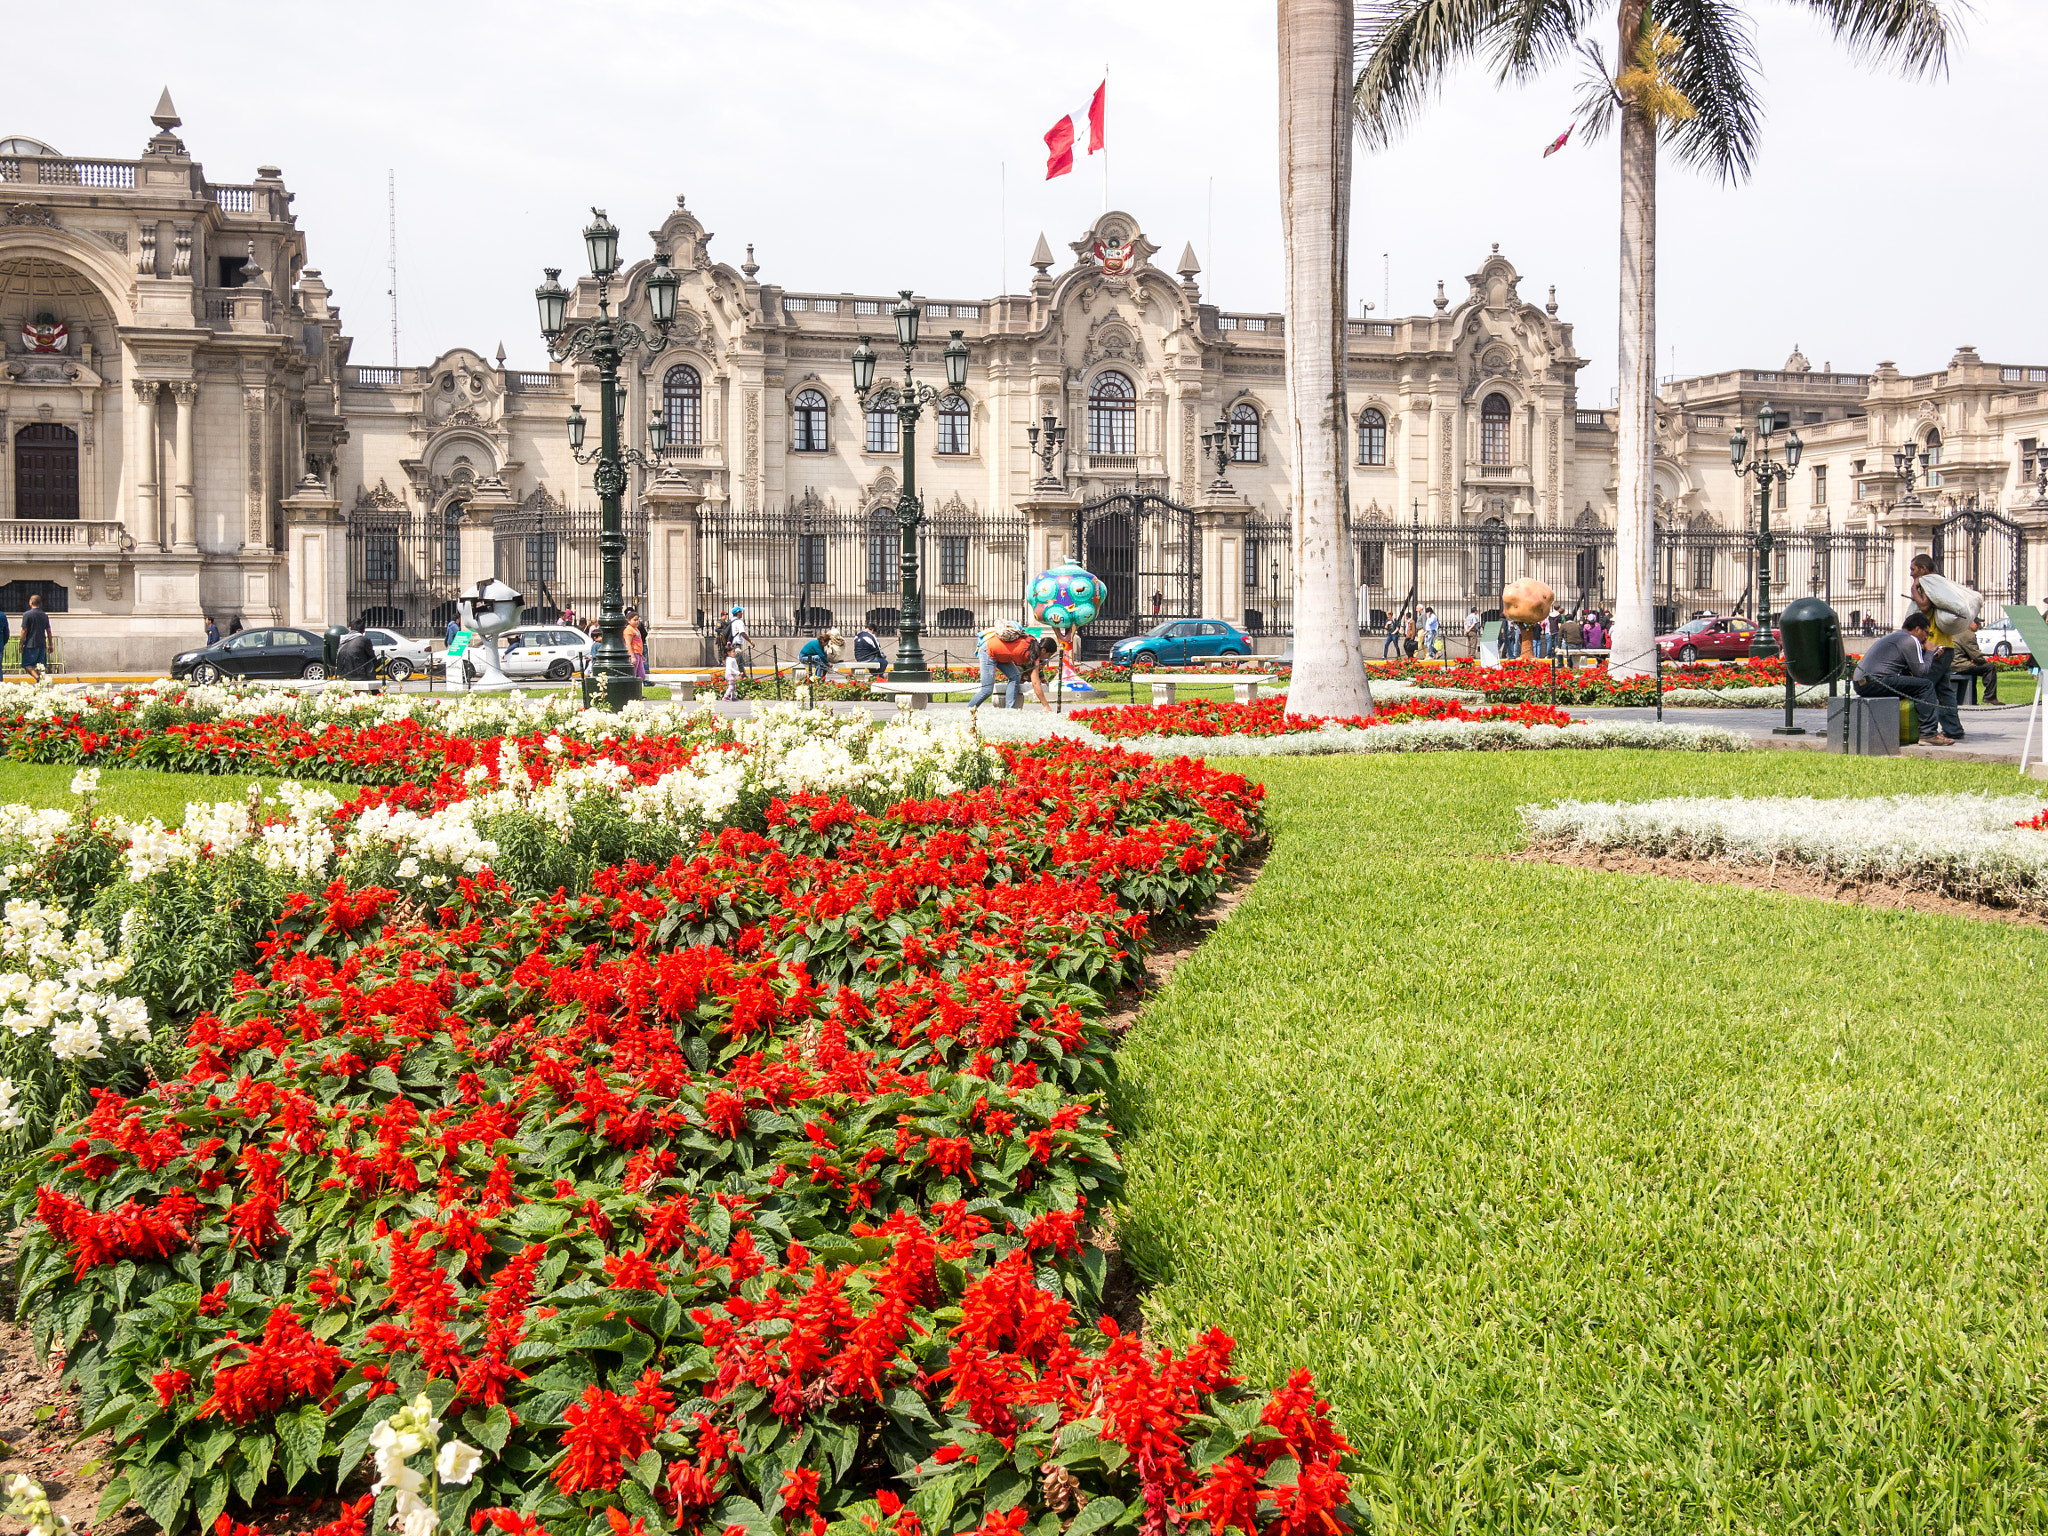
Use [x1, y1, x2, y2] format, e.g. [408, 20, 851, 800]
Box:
[1783, 342, 1810, 374]
[152, 88, 181, 130]
[742, 244, 758, 280]
[1030, 232, 1056, 273]
[1491, 242, 1499, 255]
[1433, 280, 1448, 313]
[1176, 242, 1201, 279]
[1951, 344, 1981, 366]
[495, 342, 507, 366]
[1546, 284, 1558, 317]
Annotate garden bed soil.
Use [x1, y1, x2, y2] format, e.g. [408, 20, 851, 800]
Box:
[1523, 843, 2048, 928]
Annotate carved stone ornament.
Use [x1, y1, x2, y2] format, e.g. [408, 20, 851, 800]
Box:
[95, 230, 128, 255]
[519, 484, 564, 512]
[1, 204, 56, 228]
[72, 565, 93, 601]
[355, 478, 407, 512]
[102, 565, 123, 600]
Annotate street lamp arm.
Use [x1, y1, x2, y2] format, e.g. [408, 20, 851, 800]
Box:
[856, 380, 951, 416]
[546, 316, 675, 367]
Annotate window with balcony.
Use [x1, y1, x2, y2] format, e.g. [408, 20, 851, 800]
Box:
[1230, 403, 1260, 462]
[792, 390, 828, 452]
[1357, 408, 1386, 466]
[443, 503, 464, 575]
[1480, 393, 1511, 467]
[663, 365, 702, 447]
[1087, 371, 1135, 456]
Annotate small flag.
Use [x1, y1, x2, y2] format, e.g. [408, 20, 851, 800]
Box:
[1060, 656, 1098, 693]
[1542, 122, 1574, 158]
[1046, 82, 1106, 179]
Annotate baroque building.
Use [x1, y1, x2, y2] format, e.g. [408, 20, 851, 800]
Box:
[5, 96, 2044, 670]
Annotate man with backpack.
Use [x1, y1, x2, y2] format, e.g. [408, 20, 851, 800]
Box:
[19, 594, 51, 677]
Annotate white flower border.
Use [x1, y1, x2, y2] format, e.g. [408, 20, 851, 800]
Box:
[1521, 791, 2048, 909]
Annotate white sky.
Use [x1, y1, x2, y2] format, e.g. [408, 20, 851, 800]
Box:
[12, 0, 2043, 401]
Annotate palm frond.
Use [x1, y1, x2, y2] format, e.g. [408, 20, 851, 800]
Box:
[1572, 39, 1621, 141]
[1654, 0, 1764, 181]
[1353, 0, 1581, 147]
[1788, 0, 1965, 80]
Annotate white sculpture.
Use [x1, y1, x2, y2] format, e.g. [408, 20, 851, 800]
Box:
[457, 577, 524, 691]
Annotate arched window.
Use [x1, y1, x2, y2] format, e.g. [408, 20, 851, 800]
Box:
[662, 365, 702, 447]
[1480, 393, 1511, 467]
[1087, 371, 1136, 456]
[1357, 408, 1387, 466]
[1230, 402, 1260, 463]
[443, 502, 464, 575]
[936, 394, 970, 455]
[792, 389, 828, 453]
[1478, 515, 1506, 597]
[865, 403, 899, 454]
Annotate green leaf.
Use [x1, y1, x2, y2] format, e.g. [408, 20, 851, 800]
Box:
[194, 1471, 230, 1534]
[232, 1435, 274, 1504]
[137, 1458, 194, 1535]
[196, 1422, 238, 1471]
[1066, 1498, 1126, 1536]
[277, 1402, 327, 1484]
[94, 1473, 132, 1527]
[630, 1448, 663, 1490]
[982, 1468, 1030, 1513]
[619, 1477, 667, 1531]
[910, 1474, 961, 1533]
[467, 1402, 514, 1454]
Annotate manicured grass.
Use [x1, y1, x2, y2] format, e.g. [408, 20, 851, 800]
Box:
[0, 762, 356, 823]
[1115, 749, 2048, 1531]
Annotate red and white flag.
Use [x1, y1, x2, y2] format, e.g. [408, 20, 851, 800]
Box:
[1542, 122, 1574, 158]
[1046, 82, 1105, 179]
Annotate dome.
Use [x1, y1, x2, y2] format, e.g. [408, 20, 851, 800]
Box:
[0, 137, 60, 157]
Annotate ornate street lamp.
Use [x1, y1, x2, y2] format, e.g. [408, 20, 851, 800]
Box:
[1892, 436, 1930, 507]
[1199, 415, 1240, 487]
[851, 296, 970, 681]
[535, 215, 682, 708]
[1026, 408, 1068, 488]
[1730, 400, 1804, 732]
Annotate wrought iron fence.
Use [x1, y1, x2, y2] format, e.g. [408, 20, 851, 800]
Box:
[1242, 510, 1293, 637]
[1932, 504, 2027, 610]
[345, 514, 461, 635]
[1073, 489, 1200, 647]
[1653, 526, 1899, 635]
[696, 491, 1026, 640]
[492, 501, 647, 625]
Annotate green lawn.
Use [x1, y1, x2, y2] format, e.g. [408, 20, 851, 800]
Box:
[0, 762, 356, 823]
[1115, 750, 2048, 1532]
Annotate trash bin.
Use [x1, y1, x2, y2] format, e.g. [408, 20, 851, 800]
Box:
[322, 626, 348, 674]
[1778, 596, 1844, 687]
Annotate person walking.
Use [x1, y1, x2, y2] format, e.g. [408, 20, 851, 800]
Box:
[0, 605, 11, 679]
[721, 642, 743, 702]
[1422, 606, 1441, 659]
[1382, 614, 1402, 658]
[204, 616, 221, 649]
[625, 608, 647, 682]
[19, 594, 51, 677]
[1401, 613, 1419, 659]
[968, 623, 1031, 708]
[1463, 605, 1481, 657]
[445, 613, 460, 649]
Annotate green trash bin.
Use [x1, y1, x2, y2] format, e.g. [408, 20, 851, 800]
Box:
[1779, 596, 1844, 687]
[322, 626, 347, 674]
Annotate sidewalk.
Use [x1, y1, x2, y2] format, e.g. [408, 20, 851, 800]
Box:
[1576, 703, 2039, 764]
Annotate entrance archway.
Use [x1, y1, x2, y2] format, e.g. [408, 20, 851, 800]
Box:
[14, 422, 78, 519]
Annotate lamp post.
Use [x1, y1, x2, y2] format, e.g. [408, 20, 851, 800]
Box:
[1729, 401, 1804, 733]
[1199, 414, 1240, 487]
[1026, 408, 1068, 488]
[1892, 436, 1931, 508]
[535, 210, 681, 709]
[852, 294, 969, 682]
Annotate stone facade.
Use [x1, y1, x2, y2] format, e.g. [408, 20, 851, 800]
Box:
[8, 97, 2047, 671]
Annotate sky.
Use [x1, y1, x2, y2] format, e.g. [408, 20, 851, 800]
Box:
[11, 0, 2043, 402]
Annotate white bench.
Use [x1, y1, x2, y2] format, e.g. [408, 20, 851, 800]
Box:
[1129, 672, 1279, 705]
[870, 681, 986, 711]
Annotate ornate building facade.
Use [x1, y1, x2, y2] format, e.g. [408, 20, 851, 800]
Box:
[5, 96, 2044, 670]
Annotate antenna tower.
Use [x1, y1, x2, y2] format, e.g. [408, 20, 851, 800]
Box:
[386, 171, 398, 368]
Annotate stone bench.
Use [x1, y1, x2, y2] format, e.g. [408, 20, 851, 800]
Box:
[1827, 694, 1909, 755]
[1129, 672, 1279, 705]
[870, 681, 986, 711]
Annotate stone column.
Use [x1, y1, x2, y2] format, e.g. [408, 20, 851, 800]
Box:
[170, 381, 198, 550]
[131, 380, 160, 547]
[461, 475, 518, 595]
[1019, 485, 1082, 585]
[281, 472, 345, 629]
[643, 468, 705, 668]
[1199, 485, 1249, 628]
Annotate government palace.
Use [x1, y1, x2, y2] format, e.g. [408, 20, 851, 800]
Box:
[5, 94, 2044, 670]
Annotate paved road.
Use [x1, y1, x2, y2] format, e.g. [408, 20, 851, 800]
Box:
[1574, 702, 2040, 763]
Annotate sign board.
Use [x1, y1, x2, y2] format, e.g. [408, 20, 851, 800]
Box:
[2003, 604, 2048, 664]
[445, 629, 476, 659]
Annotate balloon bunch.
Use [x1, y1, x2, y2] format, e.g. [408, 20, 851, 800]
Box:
[1028, 561, 1107, 630]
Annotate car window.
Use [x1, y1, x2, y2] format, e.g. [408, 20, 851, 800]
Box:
[547, 631, 576, 646]
[226, 631, 265, 650]
[369, 630, 399, 647]
[503, 632, 529, 647]
[1730, 620, 1755, 634]
[1204, 622, 1229, 636]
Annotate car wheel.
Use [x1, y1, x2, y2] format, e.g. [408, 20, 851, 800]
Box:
[1679, 645, 1698, 662]
[1133, 650, 1158, 668]
[384, 658, 414, 683]
[545, 658, 572, 681]
[301, 662, 327, 681]
[1219, 648, 1245, 658]
[191, 661, 221, 686]
[1996, 641, 2013, 657]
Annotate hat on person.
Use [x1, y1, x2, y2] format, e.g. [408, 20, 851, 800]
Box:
[730, 605, 744, 616]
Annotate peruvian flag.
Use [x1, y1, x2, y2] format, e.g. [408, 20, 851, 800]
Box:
[1046, 82, 1105, 179]
[1542, 122, 1574, 158]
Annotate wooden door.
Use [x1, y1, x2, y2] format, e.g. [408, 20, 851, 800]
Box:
[14, 423, 79, 520]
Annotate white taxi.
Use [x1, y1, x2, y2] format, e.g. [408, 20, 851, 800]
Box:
[496, 626, 595, 681]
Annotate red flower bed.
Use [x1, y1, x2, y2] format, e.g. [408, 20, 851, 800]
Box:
[1074, 695, 1573, 740]
[15, 742, 1364, 1536]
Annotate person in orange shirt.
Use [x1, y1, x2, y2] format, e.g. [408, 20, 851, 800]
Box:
[969, 623, 1031, 708]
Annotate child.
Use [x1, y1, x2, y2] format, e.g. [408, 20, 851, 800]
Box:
[721, 643, 742, 702]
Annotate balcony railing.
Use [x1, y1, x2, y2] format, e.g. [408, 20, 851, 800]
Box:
[209, 186, 258, 213]
[506, 372, 565, 393]
[1087, 454, 1137, 473]
[348, 366, 404, 387]
[0, 520, 130, 551]
[1468, 461, 1529, 481]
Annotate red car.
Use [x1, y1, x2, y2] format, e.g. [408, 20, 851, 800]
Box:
[1656, 615, 1779, 662]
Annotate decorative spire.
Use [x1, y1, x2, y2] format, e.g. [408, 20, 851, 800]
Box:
[151, 88, 181, 130]
[741, 243, 758, 281]
[1546, 285, 1558, 317]
[495, 341, 507, 366]
[1176, 242, 1201, 279]
[146, 87, 186, 156]
[1030, 232, 1055, 273]
[1433, 280, 1448, 313]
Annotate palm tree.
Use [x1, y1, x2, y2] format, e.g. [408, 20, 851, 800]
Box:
[1354, 0, 1958, 679]
[1279, 0, 1378, 718]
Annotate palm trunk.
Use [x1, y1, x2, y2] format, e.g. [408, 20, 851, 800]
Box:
[1610, 0, 1658, 680]
[1279, 0, 1375, 717]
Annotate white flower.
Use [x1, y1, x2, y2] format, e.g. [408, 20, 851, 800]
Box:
[398, 1504, 439, 1536]
[68, 768, 100, 800]
[435, 1440, 483, 1486]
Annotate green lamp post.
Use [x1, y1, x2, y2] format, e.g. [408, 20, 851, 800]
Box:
[1729, 400, 1805, 733]
[852, 295, 969, 681]
[535, 211, 681, 708]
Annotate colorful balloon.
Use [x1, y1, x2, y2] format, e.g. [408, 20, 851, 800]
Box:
[1028, 561, 1106, 632]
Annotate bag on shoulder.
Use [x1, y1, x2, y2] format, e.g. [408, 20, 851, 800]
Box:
[716, 617, 735, 653]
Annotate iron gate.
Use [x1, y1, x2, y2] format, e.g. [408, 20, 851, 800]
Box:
[493, 501, 647, 624]
[1931, 503, 2027, 610]
[1074, 488, 1199, 649]
[346, 512, 460, 635]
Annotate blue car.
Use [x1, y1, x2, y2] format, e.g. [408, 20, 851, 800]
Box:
[1109, 618, 1253, 668]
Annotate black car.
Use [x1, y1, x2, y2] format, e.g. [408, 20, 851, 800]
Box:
[171, 627, 330, 683]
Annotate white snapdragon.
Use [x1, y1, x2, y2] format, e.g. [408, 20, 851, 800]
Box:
[0, 900, 149, 1061]
[0, 1078, 25, 1131]
[3, 1474, 69, 1536]
[367, 1393, 483, 1536]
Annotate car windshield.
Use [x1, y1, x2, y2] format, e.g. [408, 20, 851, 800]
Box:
[1678, 619, 1716, 635]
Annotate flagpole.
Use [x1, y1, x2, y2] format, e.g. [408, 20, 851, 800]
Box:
[1001, 161, 1007, 299]
[1101, 62, 1109, 214]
